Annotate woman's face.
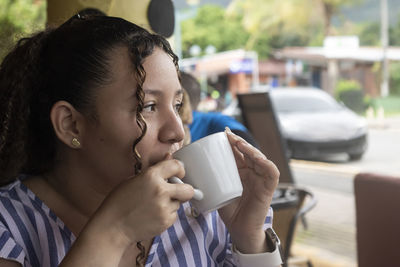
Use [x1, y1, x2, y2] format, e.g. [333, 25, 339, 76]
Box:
[80, 46, 185, 187]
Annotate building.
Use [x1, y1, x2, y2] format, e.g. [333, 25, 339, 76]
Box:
[274, 36, 400, 97]
[180, 49, 286, 104]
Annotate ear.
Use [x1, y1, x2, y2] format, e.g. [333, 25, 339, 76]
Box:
[50, 101, 85, 149]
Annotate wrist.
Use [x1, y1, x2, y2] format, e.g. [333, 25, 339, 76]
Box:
[87, 211, 133, 250]
[232, 229, 267, 254]
[232, 228, 281, 254]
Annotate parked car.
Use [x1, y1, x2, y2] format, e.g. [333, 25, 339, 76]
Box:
[269, 87, 368, 161]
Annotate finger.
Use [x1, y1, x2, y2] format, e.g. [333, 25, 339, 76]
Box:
[168, 177, 204, 201]
[254, 157, 280, 180]
[225, 128, 246, 166]
[236, 139, 267, 162]
[243, 153, 255, 169]
[168, 183, 195, 202]
[231, 143, 246, 169]
[150, 158, 186, 181]
[225, 127, 266, 160]
[225, 126, 245, 145]
[164, 152, 173, 160]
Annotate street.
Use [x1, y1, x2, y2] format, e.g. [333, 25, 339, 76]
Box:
[286, 126, 400, 266]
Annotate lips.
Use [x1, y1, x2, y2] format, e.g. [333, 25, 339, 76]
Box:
[148, 145, 182, 166]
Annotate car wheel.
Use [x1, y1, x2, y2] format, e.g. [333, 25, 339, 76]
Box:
[349, 153, 363, 161]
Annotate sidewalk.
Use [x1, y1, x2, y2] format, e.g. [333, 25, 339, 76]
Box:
[277, 115, 400, 267]
[366, 114, 400, 131]
[287, 170, 358, 267]
[290, 185, 357, 267]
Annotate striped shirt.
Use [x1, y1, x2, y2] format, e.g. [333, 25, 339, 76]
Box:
[0, 176, 273, 267]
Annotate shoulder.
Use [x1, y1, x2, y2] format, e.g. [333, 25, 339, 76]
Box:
[0, 178, 32, 211]
[0, 178, 32, 265]
[0, 177, 45, 238]
[0, 176, 74, 266]
[0, 176, 39, 212]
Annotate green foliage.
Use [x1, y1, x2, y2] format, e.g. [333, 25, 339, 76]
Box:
[358, 22, 380, 46]
[250, 33, 271, 59]
[180, 5, 249, 58]
[389, 62, 400, 96]
[0, 0, 46, 61]
[335, 79, 362, 99]
[335, 79, 364, 113]
[250, 30, 310, 59]
[390, 13, 400, 46]
[371, 96, 400, 116]
[180, 4, 312, 59]
[356, 12, 400, 47]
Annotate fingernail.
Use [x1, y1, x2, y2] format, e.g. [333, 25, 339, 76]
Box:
[225, 126, 233, 134]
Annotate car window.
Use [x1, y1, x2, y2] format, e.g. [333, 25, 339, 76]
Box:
[271, 91, 342, 112]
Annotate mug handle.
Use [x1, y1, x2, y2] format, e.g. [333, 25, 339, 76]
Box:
[168, 177, 204, 201]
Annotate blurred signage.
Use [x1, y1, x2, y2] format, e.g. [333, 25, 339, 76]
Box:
[323, 36, 359, 49]
[230, 58, 253, 74]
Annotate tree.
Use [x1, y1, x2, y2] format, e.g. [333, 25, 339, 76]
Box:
[227, 0, 317, 49]
[228, 0, 364, 48]
[390, 13, 400, 46]
[319, 0, 363, 36]
[358, 21, 380, 46]
[180, 5, 249, 58]
[0, 0, 46, 61]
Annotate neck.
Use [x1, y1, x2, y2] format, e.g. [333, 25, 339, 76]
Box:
[47, 165, 110, 219]
[36, 158, 119, 236]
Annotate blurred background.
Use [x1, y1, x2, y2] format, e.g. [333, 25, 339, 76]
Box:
[1, 0, 400, 266]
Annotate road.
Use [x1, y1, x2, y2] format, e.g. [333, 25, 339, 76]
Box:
[292, 127, 400, 179]
[285, 127, 400, 266]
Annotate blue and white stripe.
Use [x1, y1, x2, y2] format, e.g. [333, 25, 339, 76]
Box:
[0, 176, 272, 267]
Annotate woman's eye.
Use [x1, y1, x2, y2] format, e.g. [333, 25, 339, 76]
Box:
[143, 103, 156, 112]
[175, 102, 183, 112]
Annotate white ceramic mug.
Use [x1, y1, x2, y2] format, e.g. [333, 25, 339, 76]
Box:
[171, 132, 243, 214]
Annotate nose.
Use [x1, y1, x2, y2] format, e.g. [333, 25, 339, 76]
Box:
[159, 108, 185, 144]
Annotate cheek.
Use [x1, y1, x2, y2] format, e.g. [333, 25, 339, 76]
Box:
[134, 130, 156, 162]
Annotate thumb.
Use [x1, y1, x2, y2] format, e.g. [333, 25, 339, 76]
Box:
[164, 152, 173, 160]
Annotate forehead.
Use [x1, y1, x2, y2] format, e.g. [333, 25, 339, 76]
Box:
[98, 47, 181, 105]
[141, 48, 181, 92]
[107, 46, 178, 86]
[142, 48, 177, 79]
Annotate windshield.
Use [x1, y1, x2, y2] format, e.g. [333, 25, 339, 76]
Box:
[271, 91, 342, 113]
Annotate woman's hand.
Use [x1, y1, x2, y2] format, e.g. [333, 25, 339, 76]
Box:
[60, 157, 194, 266]
[218, 128, 280, 254]
[88, 157, 194, 245]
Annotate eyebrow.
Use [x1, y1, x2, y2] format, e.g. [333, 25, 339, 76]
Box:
[144, 89, 184, 97]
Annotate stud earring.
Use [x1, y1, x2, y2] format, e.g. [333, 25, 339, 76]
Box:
[71, 137, 81, 148]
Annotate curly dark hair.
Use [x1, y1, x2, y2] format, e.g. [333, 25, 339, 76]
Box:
[0, 14, 179, 186]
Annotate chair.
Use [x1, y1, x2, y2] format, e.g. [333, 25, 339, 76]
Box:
[237, 91, 294, 184]
[238, 91, 317, 266]
[271, 183, 317, 267]
[354, 172, 400, 267]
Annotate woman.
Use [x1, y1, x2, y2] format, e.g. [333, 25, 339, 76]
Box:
[0, 14, 281, 267]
